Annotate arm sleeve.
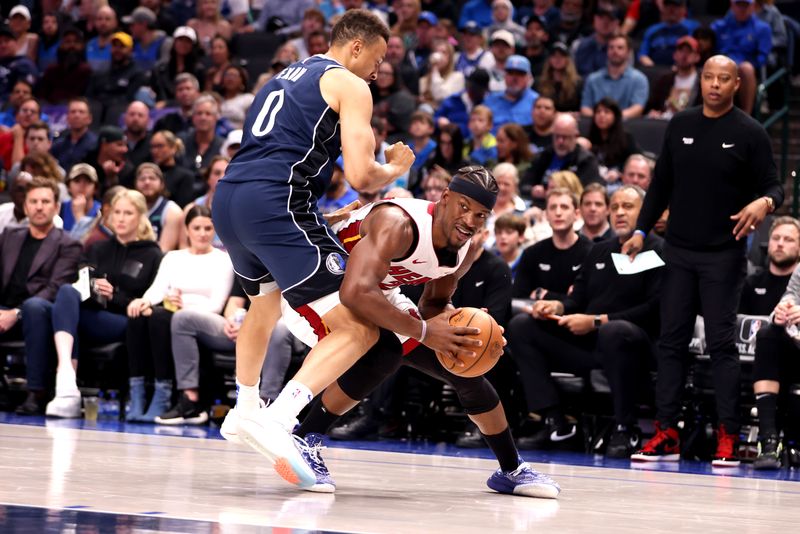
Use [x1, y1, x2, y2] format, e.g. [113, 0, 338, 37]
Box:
[635, 120, 674, 233]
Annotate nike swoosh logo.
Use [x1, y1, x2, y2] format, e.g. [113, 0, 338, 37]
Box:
[572, 265, 581, 271]
[550, 426, 577, 442]
[722, 143, 735, 149]
[412, 259, 426, 264]
[475, 281, 484, 287]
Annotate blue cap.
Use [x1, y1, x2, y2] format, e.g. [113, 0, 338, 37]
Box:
[461, 20, 482, 34]
[504, 55, 531, 75]
[418, 11, 438, 26]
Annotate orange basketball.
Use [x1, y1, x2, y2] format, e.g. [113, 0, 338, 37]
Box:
[435, 307, 504, 378]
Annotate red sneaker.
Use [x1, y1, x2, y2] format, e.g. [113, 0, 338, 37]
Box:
[630, 423, 680, 462]
[711, 424, 740, 467]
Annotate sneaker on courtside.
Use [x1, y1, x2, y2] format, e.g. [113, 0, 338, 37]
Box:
[155, 393, 209, 425]
[220, 399, 266, 445]
[711, 424, 740, 467]
[238, 408, 315, 488]
[630, 423, 680, 462]
[45, 394, 82, 419]
[296, 433, 336, 493]
[753, 434, 783, 470]
[486, 461, 561, 499]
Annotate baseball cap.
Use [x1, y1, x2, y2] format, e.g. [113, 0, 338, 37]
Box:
[676, 35, 699, 52]
[122, 6, 157, 27]
[467, 68, 490, 90]
[490, 29, 515, 48]
[418, 11, 438, 26]
[461, 21, 482, 35]
[67, 163, 99, 183]
[221, 129, 243, 155]
[110, 32, 133, 49]
[505, 54, 531, 75]
[551, 41, 570, 55]
[98, 125, 125, 144]
[173, 26, 198, 43]
[9, 5, 31, 21]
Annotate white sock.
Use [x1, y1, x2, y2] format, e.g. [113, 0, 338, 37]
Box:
[236, 379, 261, 416]
[55, 368, 79, 397]
[267, 380, 313, 429]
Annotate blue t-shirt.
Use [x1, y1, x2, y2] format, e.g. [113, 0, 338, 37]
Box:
[410, 138, 437, 171]
[318, 185, 358, 215]
[60, 199, 101, 231]
[639, 19, 700, 66]
[581, 67, 649, 110]
[484, 87, 539, 131]
[711, 13, 773, 69]
[86, 37, 111, 73]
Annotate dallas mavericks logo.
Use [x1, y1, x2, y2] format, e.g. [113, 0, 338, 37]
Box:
[326, 253, 346, 275]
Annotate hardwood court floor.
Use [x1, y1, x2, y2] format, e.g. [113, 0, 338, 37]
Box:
[1, 421, 799, 533]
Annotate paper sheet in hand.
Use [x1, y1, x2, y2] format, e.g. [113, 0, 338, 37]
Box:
[611, 251, 665, 275]
[71, 266, 92, 302]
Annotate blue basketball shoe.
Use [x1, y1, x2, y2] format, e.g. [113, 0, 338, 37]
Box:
[487, 460, 561, 499]
[296, 433, 336, 493]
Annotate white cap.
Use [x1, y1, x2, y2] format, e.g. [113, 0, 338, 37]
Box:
[490, 29, 515, 48]
[173, 26, 197, 44]
[9, 5, 31, 21]
[221, 129, 243, 155]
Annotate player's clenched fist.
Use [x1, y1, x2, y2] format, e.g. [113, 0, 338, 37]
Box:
[384, 142, 415, 175]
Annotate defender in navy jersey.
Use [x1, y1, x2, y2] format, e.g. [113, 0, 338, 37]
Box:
[211, 10, 416, 490]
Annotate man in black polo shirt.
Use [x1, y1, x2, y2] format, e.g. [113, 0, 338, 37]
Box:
[623, 55, 783, 467]
[509, 185, 663, 456]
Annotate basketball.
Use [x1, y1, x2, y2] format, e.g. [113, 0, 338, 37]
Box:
[436, 307, 504, 378]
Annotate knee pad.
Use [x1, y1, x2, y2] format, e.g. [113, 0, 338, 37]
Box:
[337, 329, 404, 400]
[451, 376, 500, 415]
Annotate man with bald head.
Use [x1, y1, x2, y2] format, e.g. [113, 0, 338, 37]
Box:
[522, 113, 601, 204]
[124, 101, 152, 168]
[86, 5, 119, 74]
[622, 54, 783, 467]
[621, 154, 653, 191]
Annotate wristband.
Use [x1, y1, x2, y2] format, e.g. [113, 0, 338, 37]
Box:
[633, 229, 646, 239]
[418, 320, 427, 343]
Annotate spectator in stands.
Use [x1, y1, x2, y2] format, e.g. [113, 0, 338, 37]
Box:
[253, 43, 300, 93]
[512, 187, 592, 304]
[60, 164, 101, 241]
[484, 55, 539, 129]
[37, 13, 61, 72]
[134, 163, 183, 253]
[0, 178, 81, 416]
[85, 5, 118, 74]
[465, 104, 498, 166]
[522, 15, 550, 78]
[420, 166, 451, 202]
[219, 66, 254, 130]
[5, 122, 55, 183]
[142, 0, 177, 36]
[19, 153, 64, 191]
[8, 5, 38, 63]
[424, 123, 468, 176]
[0, 24, 38, 103]
[151, 26, 205, 105]
[385, 34, 420, 96]
[535, 42, 582, 112]
[0, 97, 41, 172]
[454, 21, 496, 77]
[524, 96, 556, 152]
[579, 183, 613, 242]
[81, 185, 125, 251]
[751, 228, 800, 469]
[0, 173, 31, 232]
[152, 73, 198, 137]
[496, 123, 534, 176]
[179, 94, 224, 190]
[493, 212, 527, 279]
[150, 131, 195, 208]
[587, 97, 641, 186]
[581, 33, 649, 119]
[86, 125, 134, 193]
[647, 35, 702, 119]
[407, 111, 437, 173]
[420, 39, 465, 108]
[286, 8, 327, 61]
[510, 185, 663, 455]
[711, 0, 772, 115]
[188, 0, 232, 52]
[487, 162, 527, 245]
[638, 0, 699, 67]
[755, 0, 788, 55]
[459, 0, 494, 29]
[180, 155, 228, 249]
[740, 217, 800, 316]
[435, 67, 491, 139]
[621, 154, 653, 190]
[45, 188, 162, 418]
[35, 27, 92, 105]
[693, 26, 717, 65]
[86, 32, 147, 124]
[256, 0, 316, 33]
[391, 0, 421, 45]
[523, 113, 601, 204]
[124, 101, 152, 169]
[124, 205, 232, 422]
[573, 4, 620, 77]
[51, 98, 97, 173]
[414, 11, 438, 70]
[531, 0, 560, 28]
[127, 6, 170, 72]
[306, 30, 330, 56]
[420, 0, 458, 25]
[372, 61, 417, 143]
[203, 35, 235, 92]
[487, 29, 516, 91]
[547, 0, 590, 46]
[0, 80, 33, 127]
[488, 0, 525, 46]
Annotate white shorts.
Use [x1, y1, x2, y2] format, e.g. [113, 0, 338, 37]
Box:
[280, 288, 422, 354]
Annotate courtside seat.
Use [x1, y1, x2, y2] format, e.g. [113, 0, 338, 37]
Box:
[77, 342, 128, 419]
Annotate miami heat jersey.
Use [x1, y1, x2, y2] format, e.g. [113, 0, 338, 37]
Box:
[332, 198, 470, 290]
[222, 55, 344, 199]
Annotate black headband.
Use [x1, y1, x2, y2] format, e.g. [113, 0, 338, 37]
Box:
[448, 177, 497, 210]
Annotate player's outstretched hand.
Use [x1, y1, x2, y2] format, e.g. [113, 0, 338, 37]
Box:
[422, 308, 481, 365]
[621, 233, 644, 260]
[384, 142, 415, 176]
[323, 199, 362, 225]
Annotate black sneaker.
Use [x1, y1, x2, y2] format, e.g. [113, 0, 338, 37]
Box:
[753, 434, 783, 470]
[606, 425, 642, 459]
[516, 418, 577, 450]
[787, 443, 800, 469]
[15, 391, 45, 416]
[329, 413, 379, 440]
[154, 393, 208, 425]
[455, 424, 485, 448]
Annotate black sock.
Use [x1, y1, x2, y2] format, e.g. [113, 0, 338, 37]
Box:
[295, 396, 342, 437]
[756, 392, 779, 436]
[481, 426, 520, 472]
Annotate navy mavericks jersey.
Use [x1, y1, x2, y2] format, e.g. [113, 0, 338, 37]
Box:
[222, 55, 344, 199]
